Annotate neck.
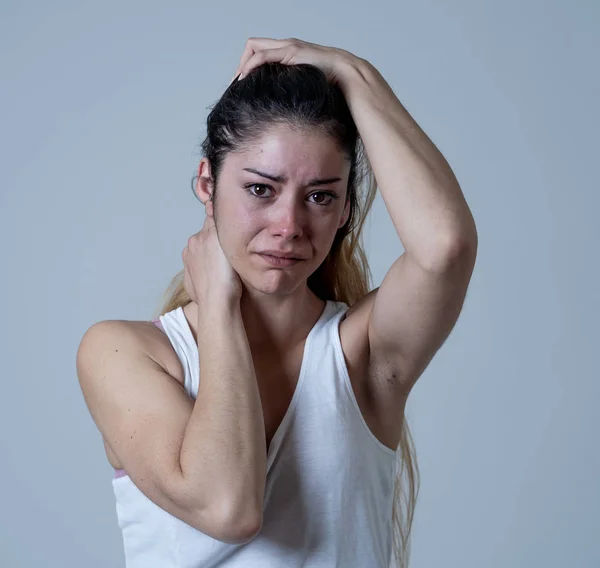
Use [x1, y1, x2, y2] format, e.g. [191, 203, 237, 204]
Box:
[183, 286, 326, 354]
[240, 286, 325, 353]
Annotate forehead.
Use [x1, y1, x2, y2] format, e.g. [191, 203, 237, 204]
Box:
[226, 125, 349, 178]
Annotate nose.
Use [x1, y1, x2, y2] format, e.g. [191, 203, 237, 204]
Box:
[270, 198, 305, 240]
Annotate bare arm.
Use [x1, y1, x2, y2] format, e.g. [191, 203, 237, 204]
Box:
[182, 300, 267, 531]
[76, 314, 265, 544]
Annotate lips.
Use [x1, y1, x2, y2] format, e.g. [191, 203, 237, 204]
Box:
[258, 253, 303, 267]
[259, 251, 305, 260]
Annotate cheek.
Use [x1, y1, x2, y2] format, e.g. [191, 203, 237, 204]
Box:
[219, 221, 256, 262]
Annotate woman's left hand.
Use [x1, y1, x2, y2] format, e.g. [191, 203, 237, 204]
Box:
[231, 37, 363, 86]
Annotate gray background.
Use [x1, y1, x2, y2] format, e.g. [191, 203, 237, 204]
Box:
[1, 1, 598, 566]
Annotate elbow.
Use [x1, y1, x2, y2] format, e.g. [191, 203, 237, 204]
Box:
[223, 513, 263, 544]
[426, 229, 478, 273]
[216, 511, 263, 545]
[206, 499, 263, 544]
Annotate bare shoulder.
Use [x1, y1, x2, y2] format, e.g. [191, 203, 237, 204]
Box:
[340, 287, 377, 336]
[77, 318, 185, 387]
[76, 318, 188, 471]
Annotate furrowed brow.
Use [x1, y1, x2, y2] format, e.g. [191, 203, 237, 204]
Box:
[243, 167, 341, 187]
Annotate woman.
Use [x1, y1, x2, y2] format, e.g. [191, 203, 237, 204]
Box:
[76, 38, 478, 568]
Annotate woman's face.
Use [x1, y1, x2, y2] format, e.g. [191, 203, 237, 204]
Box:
[211, 125, 351, 296]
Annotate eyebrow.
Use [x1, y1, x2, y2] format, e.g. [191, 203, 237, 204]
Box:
[242, 167, 342, 187]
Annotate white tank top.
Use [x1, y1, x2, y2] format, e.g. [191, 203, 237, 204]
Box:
[111, 299, 399, 567]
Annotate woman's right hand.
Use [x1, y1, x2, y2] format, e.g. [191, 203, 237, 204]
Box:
[182, 214, 243, 308]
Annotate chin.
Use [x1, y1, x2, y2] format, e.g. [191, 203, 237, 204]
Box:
[239, 270, 307, 297]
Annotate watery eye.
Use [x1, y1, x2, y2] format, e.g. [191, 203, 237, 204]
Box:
[245, 184, 338, 206]
[310, 192, 333, 205]
[246, 183, 272, 197]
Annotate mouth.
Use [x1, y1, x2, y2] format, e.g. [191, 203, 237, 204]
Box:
[258, 253, 303, 267]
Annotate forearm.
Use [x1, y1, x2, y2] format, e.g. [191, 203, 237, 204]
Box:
[338, 57, 477, 268]
[179, 301, 266, 525]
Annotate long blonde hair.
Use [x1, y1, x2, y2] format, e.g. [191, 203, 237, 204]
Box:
[154, 63, 419, 568]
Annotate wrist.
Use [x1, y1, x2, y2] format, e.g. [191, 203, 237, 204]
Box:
[336, 55, 373, 92]
[197, 293, 240, 323]
[197, 314, 245, 355]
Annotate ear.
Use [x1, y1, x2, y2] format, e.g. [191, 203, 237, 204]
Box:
[338, 198, 351, 229]
[194, 158, 215, 217]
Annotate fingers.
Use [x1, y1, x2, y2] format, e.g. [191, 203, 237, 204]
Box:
[233, 38, 296, 79]
[233, 41, 256, 80]
[239, 46, 294, 78]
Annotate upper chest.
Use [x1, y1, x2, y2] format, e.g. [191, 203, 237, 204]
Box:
[243, 310, 402, 453]
[152, 308, 404, 452]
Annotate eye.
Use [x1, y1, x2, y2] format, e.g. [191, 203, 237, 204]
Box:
[244, 183, 339, 206]
[245, 183, 272, 198]
[309, 192, 338, 206]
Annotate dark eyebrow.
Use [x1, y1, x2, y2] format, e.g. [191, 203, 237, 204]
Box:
[242, 167, 342, 187]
